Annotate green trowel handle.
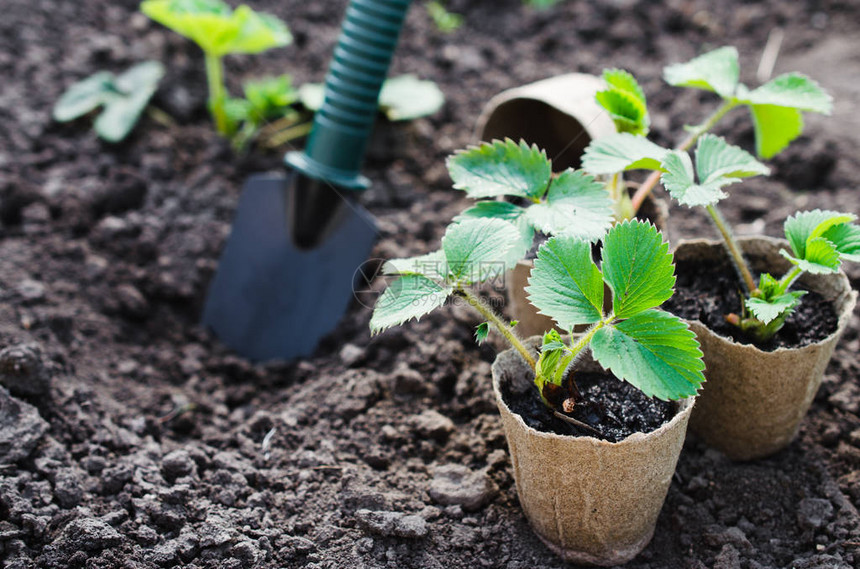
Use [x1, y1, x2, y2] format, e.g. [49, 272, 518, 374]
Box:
[284, 0, 412, 191]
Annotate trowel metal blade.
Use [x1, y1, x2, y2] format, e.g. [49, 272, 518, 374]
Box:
[202, 173, 377, 361]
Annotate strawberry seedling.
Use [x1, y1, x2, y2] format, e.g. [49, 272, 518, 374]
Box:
[53, 61, 165, 142]
[141, 0, 291, 136]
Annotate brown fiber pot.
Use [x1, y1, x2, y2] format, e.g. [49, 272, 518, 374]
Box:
[674, 237, 857, 461]
[491, 341, 695, 566]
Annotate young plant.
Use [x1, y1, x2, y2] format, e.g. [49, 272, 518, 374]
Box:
[225, 74, 305, 150]
[425, 1, 462, 34]
[658, 134, 859, 341]
[370, 216, 705, 423]
[527, 220, 705, 408]
[583, 46, 832, 217]
[141, 0, 291, 136]
[53, 61, 165, 142]
[446, 139, 615, 262]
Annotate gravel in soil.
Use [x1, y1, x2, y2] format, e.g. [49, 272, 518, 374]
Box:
[664, 257, 839, 351]
[502, 370, 675, 442]
[2, 0, 860, 568]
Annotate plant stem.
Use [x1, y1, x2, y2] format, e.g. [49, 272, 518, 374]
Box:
[204, 53, 231, 136]
[458, 287, 536, 370]
[705, 203, 758, 295]
[777, 266, 804, 293]
[630, 99, 738, 213]
[552, 319, 606, 384]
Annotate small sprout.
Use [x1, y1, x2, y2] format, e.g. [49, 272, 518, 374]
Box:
[595, 69, 650, 135]
[141, 0, 291, 136]
[226, 75, 304, 150]
[475, 322, 490, 345]
[426, 1, 463, 34]
[53, 61, 165, 142]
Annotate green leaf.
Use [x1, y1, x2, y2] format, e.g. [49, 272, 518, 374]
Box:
[595, 69, 649, 135]
[591, 309, 705, 400]
[455, 201, 533, 267]
[784, 210, 857, 258]
[526, 235, 604, 328]
[53, 71, 115, 122]
[369, 274, 451, 334]
[93, 61, 165, 143]
[744, 73, 833, 114]
[94, 91, 153, 142]
[141, 0, 290, 56]
[781, 238, 841, 274]
[524, 169, 614, 241]
[661, 136, 768, 208]
[695, 134, 770, 181]
[581, 133, 669, 175]
[745, 292, 804, 325]
[474, 322, 490, 345]
[447, 139, 552, 200]
[426, 1, 463, 33]
[749, 104, 803, 159]
[823, 222, 860, 262]
[537, 330, 567, 389]
[298, 83, 324, 112]
[379, 75, 445, 121]
[383, 250, 448, 281]
[441, 218, 522, 283]
[663, 46, 740, 99]
[601, 219, 675, 318]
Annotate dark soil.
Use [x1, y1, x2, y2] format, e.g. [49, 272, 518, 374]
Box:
[664, 257, 840, 351]
[2, 1, 860, 568]
[501, 370, 675, 442]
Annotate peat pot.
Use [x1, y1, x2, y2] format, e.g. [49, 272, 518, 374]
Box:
[675, 237, 857, 461]
[491, 342, 695, 566]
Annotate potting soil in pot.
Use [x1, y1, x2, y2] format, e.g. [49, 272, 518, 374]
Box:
[501, 370, 675, 442]
[664, 257, 839, 351]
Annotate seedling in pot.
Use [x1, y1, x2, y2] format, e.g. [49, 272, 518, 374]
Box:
[371, 214, 705, 433]
[446, 138, 615, 260]
[53, 61, 165, 142]
[141, 0, 291, 136]
[658, 134, 859, 342]
[583, 46, 832, 218]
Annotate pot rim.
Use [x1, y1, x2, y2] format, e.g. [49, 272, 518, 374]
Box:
[491, 343, 696, 449]
[672, 235, 858, 356]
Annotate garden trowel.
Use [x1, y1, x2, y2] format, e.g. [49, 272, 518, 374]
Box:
[202, 0, 413, 361]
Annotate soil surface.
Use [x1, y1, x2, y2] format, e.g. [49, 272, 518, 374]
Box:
[665, 257, 839, 351]
[2, 1, 860, 568]
[502, 370, 675, 442]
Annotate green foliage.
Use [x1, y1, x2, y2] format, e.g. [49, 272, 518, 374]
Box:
[378, 75, 446, 121]
[225, 75, 300, 149]
[525, 0, 565, 8]
[370, 218, 521, 334]
[663, 46, 741, 99]
[448, 139, 553, 200]
[663, 46, 832, 159]
[140, 0, 290, 56]
[53, 61, 165, 142]
[474, 322, 490, 344]
[595, 69, 650, 135]
[528, 220, 705, 401]
[141, 0, 291, 136]
[782, 210, 858, 274]
[581, 133, 669, 175]
[660, 135, 769, 207]
[450, 139, 614, 246]
[426, 1, 462, 34]
[298, 75, 445, 122]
